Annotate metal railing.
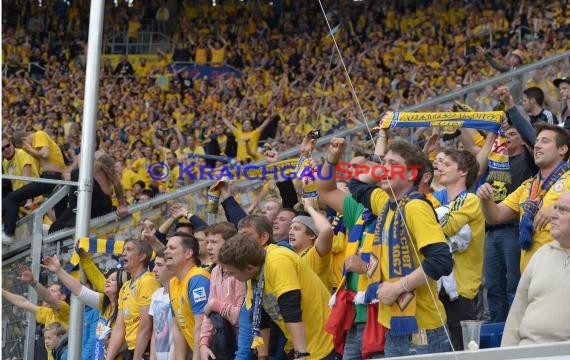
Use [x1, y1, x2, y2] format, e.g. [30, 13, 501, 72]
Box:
[105, 30, 174, 55]
[36, 48, 570, 245]
[2, 49, 569, 359]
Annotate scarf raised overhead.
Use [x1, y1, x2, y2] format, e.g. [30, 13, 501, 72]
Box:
[379, 110, 511, 185]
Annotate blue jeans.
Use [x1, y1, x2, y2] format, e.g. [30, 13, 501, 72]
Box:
[343, 322, 364, 360]
[383, 326, 450, 357]
[484, 226, 520, 322]
[343, 322, 383, 360]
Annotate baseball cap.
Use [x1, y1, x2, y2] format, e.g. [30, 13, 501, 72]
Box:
[553, 76, 570, 88]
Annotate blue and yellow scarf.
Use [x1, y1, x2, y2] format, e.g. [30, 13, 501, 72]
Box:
[379, 110, 511, 185]
[520, 161, 570, 249]
[66, 237, 125, 273]
[376, 189, 426, 336]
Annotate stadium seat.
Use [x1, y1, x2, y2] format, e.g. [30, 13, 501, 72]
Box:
[480, 322, 505, 349]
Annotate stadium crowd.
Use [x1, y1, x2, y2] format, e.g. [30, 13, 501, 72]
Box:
[2, 0, 570, 359]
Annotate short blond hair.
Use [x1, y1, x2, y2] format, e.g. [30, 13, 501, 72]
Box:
[43, 322, 66, 337]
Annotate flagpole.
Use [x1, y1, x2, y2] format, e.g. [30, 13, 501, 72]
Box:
[68, 0, 105, 359]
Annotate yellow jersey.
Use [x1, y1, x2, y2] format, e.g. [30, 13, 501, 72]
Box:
[118, 271, 160, 350]
[503, 171, 570, 271]
[441, 192, 485, 299]
[261, 245, 334, 359]
[169, 266, 211, 350]
[300, 246, 333, 292]
[234, 128, 261, 162]
[32, 130, 66, 170]
[370, 190, 448, 330]
[3, 148, 39, 190]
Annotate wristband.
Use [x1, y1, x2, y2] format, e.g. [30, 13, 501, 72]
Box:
[326, 158, 339, 166]
[369, 154, 383, 163]
[292, 351, 310, 359]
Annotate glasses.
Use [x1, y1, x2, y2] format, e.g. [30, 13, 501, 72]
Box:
[2, 144, 11, 151]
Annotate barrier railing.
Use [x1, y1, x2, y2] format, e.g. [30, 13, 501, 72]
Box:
[2, 49, 568, 359]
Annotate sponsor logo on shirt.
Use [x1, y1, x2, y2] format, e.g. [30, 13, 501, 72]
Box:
[192, 287, 207, 303]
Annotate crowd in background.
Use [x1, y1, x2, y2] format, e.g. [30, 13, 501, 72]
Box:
[2, 1, 570, 358]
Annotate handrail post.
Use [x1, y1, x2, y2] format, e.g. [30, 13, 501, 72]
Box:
[67, 0, 106, 358]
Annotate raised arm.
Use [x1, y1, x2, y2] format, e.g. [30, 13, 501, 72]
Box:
[41, 256, 83, 297]
[221, 115, 237, 133]
[2, 289, 37, 313]
[79, 249, 106, 292]
[151, 129, 167, 153]
[258, 115, 273, 134]
[141, 220, 166, 252]
[18, 266, 62, 310]
[302, 197, 333, 257]
[496, 86, 536, 147]
[316, 138, 348, 214]
[475, 132, 498, 179]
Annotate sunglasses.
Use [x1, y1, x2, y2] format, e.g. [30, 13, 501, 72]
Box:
[2, 144, 11, 151]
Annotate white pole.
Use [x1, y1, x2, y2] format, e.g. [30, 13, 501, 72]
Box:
[68, 0, 105, 359]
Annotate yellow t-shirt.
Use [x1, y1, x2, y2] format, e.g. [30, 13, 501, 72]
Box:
[3, 148, 39, 190]
[164, 164, 181, 192]
[261, 245, 334, 359]
[131, 158, 153, 187]
[37, 302, 70, 360]
[32, 130, 66, 170]
[370, 189, 448, 330]
[301, 246, 333, 292]
[234, 128, 261, 162]
[195, 48, 207, 63]
[169, 266, 211, 350]
[210, 47, 225, 65]
[119, 271, 160, 350]
[440, 193, 485, 299]
[36, 301, 70, 328]
[502, 171, 570, 272]
[121, 168, 139, 194]
[330, 227, 348, 289]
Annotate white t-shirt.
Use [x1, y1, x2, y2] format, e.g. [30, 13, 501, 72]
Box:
[149, 287, 174, 360]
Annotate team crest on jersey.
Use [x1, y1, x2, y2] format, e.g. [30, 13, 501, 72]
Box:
[553, 181, 564, 193]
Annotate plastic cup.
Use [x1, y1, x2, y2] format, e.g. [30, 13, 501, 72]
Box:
[461, 320, 482, 351]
